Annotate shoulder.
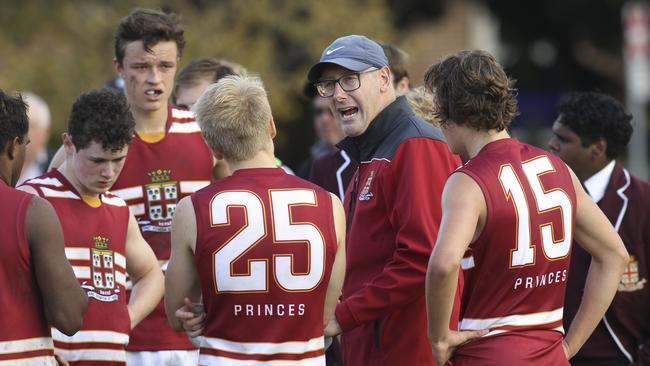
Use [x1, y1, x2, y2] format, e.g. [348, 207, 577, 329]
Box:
[169, 106, 195, 122]
[627, 171, 650, 201]
[21, 173, 78, 200]
[102, 192, 128, 207]
[169, 106, 201, 134]
[377, 115, 450, 162]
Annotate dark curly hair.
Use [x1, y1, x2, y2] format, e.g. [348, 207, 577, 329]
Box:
[424, 49, 519, 131]
[114, 8, 185, 66]
[557, 92, 633, 159]
[0, 90, 28, 152]
[68, 89, 135, 152]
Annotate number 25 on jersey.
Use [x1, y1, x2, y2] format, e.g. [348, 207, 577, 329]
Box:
[210, 189, 325, 293]
[499, 156, 573, 268]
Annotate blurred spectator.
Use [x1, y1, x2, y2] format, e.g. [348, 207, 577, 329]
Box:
[17, 92, 52, 185]
[378, 41, 410, 96]
[307, 80, 358, 201]
[550, 91, 650, 366]
[295, 83, 348, 179]
[173, 57, 237, 109]
[104, 77, 125, 93]
[174, 57, 293, 175]
[405, 86, 439, 127]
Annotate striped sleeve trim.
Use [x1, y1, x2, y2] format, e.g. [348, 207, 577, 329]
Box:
[41, 187, 80, 200]
[24, 177, 63, 187]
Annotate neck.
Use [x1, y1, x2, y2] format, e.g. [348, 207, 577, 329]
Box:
[59, 161, 100, 199]
[226, 149, 278, 173]
[579, 159, 613, 182]
[0, 157, 15, 187]
[133, 104, 169, 134]
[0, 168, 11, 187]
[465, 129, 510, 160]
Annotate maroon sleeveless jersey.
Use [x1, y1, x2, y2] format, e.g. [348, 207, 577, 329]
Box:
[455, 139, 576, 347]
[109, 106, 213, 350]
[0, 180, 56, 365]
[192, 168, 338, 365]
[24, 170, 131, 365]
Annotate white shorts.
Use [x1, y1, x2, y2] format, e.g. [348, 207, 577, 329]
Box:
[126, 349, 199, 366]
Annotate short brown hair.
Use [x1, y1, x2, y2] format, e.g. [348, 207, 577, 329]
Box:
[114, 8, 185, 65]
[424, 49, 518, 131]
[174, 58, 237, 100]
[192, 75, 272, 161]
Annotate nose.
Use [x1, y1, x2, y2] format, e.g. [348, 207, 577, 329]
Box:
[100, 162, 117, 180]
[332, 82, 347, 101]
[147, 66, 162, 84]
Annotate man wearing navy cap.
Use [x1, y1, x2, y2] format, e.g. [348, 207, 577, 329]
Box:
[308, 35, 463, 365]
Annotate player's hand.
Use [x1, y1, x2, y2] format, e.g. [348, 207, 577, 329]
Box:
[175, 297, 206, 338]
[324, 318, 342, 337]
[431, 329, 488, 365]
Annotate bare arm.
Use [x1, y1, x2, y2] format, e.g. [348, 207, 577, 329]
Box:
[125, 213, 164, 329]
[323, 193, 346, 329]
[425, 173, 487, 365]
[563, 169, 629, 358]
[26, 196, 87, 335]
[47, 144, 65, 171]
[165, 196, 202, 331]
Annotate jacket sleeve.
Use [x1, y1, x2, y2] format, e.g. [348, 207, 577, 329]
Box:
[335, 138, 462, 331]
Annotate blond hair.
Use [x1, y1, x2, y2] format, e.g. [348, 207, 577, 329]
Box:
[405, 86, 439, 127]
[192, 75, 272, 161]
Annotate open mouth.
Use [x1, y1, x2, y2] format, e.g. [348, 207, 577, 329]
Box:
[338, 106, 358, 119]
[145, 89, 163, 98]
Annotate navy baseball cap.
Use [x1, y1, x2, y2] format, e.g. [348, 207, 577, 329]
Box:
[308, 35, 389, 81]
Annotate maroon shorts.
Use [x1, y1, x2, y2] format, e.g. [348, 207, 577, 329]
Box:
[452, 330, 569, 366]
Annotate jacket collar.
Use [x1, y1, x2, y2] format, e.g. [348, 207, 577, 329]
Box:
[598, 161, 631, 230]
[584, 160, 616, 203]
[337, 96, 413, 163]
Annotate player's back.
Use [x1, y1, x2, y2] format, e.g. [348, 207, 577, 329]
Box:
[0, 180, 56, 365]
[192, 167, 338, 365]
[454, 138, 575, 365]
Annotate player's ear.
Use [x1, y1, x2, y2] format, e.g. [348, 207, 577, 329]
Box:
[379, 67, 392, 93]
[6, 136, 20, 160]
[269, 117, 277, 139]
[590, 137, 607, 160]
[113, 57, 124, 78]
[62, 133, 75, 156]
[211, 149, 224, 161]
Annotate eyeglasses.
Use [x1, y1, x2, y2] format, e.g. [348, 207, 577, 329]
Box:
[314, 68, 379, 97]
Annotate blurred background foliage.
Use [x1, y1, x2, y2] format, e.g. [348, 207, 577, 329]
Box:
[0, 0, 634, 169]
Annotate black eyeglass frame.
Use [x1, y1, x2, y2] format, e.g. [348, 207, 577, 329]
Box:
[313, 68, 380, 97]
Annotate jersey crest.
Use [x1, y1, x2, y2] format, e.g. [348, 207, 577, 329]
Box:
[143, 169, 178, 230]
[618, 255, 647, 292]
[80, 236, 123, 302]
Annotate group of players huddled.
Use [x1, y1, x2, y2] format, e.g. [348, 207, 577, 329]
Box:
[0, 6, 642, 366]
